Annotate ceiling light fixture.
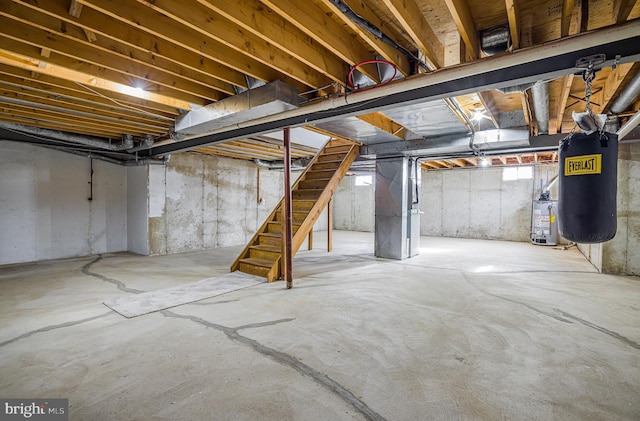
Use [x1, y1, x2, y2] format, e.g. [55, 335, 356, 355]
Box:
[479, 157, 491, 167]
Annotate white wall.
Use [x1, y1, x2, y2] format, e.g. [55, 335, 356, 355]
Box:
[0, 142, 127, 265]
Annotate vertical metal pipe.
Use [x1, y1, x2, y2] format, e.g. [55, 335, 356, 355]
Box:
[327, 197, 333, 252]
[283, 127, 293, 289]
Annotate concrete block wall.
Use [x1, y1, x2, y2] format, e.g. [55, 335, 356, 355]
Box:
[0, 141, 127, 265]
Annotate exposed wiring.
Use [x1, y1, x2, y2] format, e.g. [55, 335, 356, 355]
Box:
[73, 81, 175, 120]
[328, 0, 430, 72]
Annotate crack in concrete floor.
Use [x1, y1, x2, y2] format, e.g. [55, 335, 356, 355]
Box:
[80, 254, 387, 421]
[0, 312, 113, 348]
[461, 272, 640, 351]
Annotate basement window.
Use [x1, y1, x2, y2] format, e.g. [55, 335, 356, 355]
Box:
[355, 175, 373, 186]
[503, 166, 533, 181]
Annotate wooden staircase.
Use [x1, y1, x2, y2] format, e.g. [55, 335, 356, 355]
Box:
[230, 139, 359, 281]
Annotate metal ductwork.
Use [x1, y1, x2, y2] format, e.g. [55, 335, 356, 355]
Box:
[175, 80, 299, 135]
[481, 25, 510, 56]
[610, 70, 640, 114]
[531, 81, 549, 134]
[0, 121, 134, 150]
[253, 158, 310, 170]
[495, 82, 535, 94]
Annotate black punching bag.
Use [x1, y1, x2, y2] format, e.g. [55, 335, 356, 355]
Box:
[558, 131, 617, 243]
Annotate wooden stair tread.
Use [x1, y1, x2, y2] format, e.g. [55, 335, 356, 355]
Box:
[250, 244, 281, 253]
[260, 232, 282, 238]
[239, 257, 276, 268]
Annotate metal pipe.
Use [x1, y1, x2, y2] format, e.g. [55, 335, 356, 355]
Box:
[32, 143, 168, 166]
[610, 70, 640, 114]
[0, 121, 133, 150]
[617, 109, 640, 140]
[531, 81, 549, 134]
[283, 127, 293, 289]
[253, 158, 310, 170]
[126, 134, 155, 152]
[543, 175, 559, 192]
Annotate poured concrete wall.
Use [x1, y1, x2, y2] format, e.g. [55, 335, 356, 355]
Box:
[580, 142, 640, 276]
[421, 167, 536, 241]
[146, 152, 325, 256]
[127, 166, 149, 255]
[333, 175, 375, 232]
[0, 141, 127, 265]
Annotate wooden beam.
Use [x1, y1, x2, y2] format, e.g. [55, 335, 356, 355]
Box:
[82, 28, 97, 43]
[356, 112, 418, 140]
[0, 63, 180, 117]
[76, 0, 300, 90]
[380, 0, 444, 69]
[520, 92, 531, 128]
[505, 0, 520, 50]
[556, 74, 574, 133]
[561, 0, 577, 37]
[0, 48, 192, 110]
[0, 86, 172, 129]
[451, 158, 468, 167]
[318, 0, 412, 76]
[0, 112, 126, 138]
[498, 156, 507, 165]
[435, 160, 454, 168]
[613, 0, 638, 23]
[421, 161, 440, 169]
[444, 0, 480, 60]
[9, 0, 240, 92]
[133, 0, 331, 88]
[196, 0, 369, 83]
[68, 0, 83, 18]
[0, 14, 222, 103]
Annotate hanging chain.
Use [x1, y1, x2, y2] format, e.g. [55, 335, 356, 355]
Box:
[583, 67, 595, 113]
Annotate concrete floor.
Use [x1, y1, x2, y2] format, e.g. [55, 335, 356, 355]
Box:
[1, 231, 639, 420]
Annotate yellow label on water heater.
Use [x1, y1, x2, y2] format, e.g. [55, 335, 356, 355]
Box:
[564, 154, 602, 176]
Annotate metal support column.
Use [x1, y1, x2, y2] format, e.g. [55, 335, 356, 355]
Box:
[328, 197, 333, 252]
[282, 128, 293, 289]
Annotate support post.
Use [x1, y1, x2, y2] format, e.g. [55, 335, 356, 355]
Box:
[328, 197, 333, 252]
[308, 230, 313, 250]
[282, 127, 293, 289]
